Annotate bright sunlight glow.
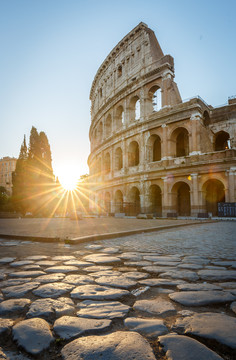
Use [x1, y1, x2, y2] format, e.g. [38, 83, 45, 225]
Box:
[57, 165, 80, 191]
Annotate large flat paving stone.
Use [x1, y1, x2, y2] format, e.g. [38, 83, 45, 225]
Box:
[63, 274, 94, 285]
[177, 263, 203, 270]
[182, 256, 210, 265]
[158, 333, 223, 360]
[161, 270, 199, 281]
[45, 266, 79, 273]
[177, 283, 222, 291]
[230, 301, 236, 314]
[2, 282, 39, 298]
[10, 260, 34, 267]
[139, 278, 185, 287]
[35, 260, 58, 266]
[90, 270, 122, 278]
[71, 285, 129, 300]
[77, 300, 130, 319]
[169, 290, 235, 306]
[33, 282, 74, 298]
[35, 273, 65, 283]
[61, 331, 156, 360]
[99, 247, 120, 254]
[0, 299, 31, 315]
[0, 257, 16, 263]
[198, 269, 236, 281]
[0, 318, 14, 335]
[173, 312, 236, 349]
[142, 266, 175, 274]
[95, 276, 137, 289]
[119, 252, 142, 261]
[134, 298, 176, 315]
[27, 297, 75, 318]
[63, 260, 93, 267]
[0, 278, 32, 287]
[124, 317, 168, 338]
[54, 315, 111, 339]
[83, 265, 112, 272]
[83, 254, 121, 264]
[0, 347, 31, 360]
[13, 318, 54, 355]
[52, 256, 76, 261]
[9, 270, 46, 278]
[123, 271, 148, 280]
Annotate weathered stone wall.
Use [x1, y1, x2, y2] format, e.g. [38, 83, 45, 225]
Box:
[88, 23, 236, 217]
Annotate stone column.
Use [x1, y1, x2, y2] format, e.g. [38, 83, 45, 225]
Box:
[189, 112, 202, 156]
[161, 124, 172, 160]
[162, 176, 171, 217]
[228, 167, 236, 202]
[161, 70, 174, 107]
[190, 173, 199, 217]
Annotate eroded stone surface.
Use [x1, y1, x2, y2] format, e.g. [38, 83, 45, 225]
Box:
[83, 254, 121, 264]
[95, 275, 136, 289]
[198, 270, 236, 281]
[10, 260, 34, 267]
[9, 270, 45, 278]
[173, 312, 236, 349]
[13, 318, 54, 355]
[230, 301, 236, 314]
[134, 298, 176, 315]
[158, 333, 223, 360]
[71, 284, 129, 300]
[33, 282, 74, 298]
[61, 331, 156, 360]
[54, 315, 111, 340]
[124, 317, 168, 337]
[177, 283, 222, 291]
[169, 290, 235, 306]
[161, 270, 199, 281]
[35, 273, 65, 283]
[0, 257, 16, 263]
[139, 278, 185, 287]
[77, 300, 130, 319]
[45, 266, 78, 273]
[63, 274, 94, 285]
[0, 299, 31, 315]
[2, 282, 39, 298]
[27, 297, 75, 318]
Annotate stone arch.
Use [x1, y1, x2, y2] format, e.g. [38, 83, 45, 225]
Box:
[130, 96, 140, 121]
[149, 85, 162, 112]
[172, 181, 191, 216]
[128, 186, 140, 215]
[214, 131, 230, 151]
[116, 105, 124, 129]
[104, 152, 111, 173]
[203, 110, 210, 126]
[146, 134, 161, 162]
[105, 114, 112, 137]
[149, 184, 162, 216]
[171, 127, 189, 157]
[128, 141, 139, 166]
[104, 192, 111, 214]
[115, 147, 123, 170]
[202, 179, 225, 216]
[114, 190, 124, 213]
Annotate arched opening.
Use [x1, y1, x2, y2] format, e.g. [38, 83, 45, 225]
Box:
[114, 190, 123, 213]
[214, 131, 230, 151]
[104, 153, 110, 173]
[115, 147, 123, 170]
[130, 96, 140, 122]
[149, 185, 162, 216]
[203, 179, 225, 216]
[172, 182, 191, 216]
[116, 105, 124, 129]
[128, 187, 140, 216]
[128, 141, 139, 166]
[153, 136, 161, 161]
[104, 192, 111, 214]
[149, 85, 162, 112]
[172, 128, 189, 157]
[203, 111, 210, 126]
[105, 114, 112, 137]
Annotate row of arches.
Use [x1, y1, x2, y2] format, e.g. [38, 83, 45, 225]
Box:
[93, 86, 162, 143]
[101, 179, 225, 217]
[93, 129, 231, 174]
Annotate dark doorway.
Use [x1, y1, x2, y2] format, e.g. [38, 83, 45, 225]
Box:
[205, 179, 225, 216]
[149, 185, 162, 216]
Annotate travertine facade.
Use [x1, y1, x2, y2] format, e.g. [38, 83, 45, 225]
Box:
[88, 23, 236, 217]
[0, 157, 17, 195]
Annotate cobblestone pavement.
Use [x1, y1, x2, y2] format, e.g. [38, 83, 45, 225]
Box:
[0, 221, 235, 359]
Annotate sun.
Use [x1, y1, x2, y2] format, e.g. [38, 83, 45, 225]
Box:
[60, 175, 78, 191]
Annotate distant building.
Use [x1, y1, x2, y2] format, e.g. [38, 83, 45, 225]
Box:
[0, 157, 17, 195]
[88, 23, 236, 217]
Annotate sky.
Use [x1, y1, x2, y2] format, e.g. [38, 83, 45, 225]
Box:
[0, 0, 235, 183]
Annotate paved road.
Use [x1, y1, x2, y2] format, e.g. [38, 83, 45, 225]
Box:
[0, 221, 235, 360]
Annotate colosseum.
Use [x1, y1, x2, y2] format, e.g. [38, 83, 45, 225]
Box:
[88, 22, 236, 218]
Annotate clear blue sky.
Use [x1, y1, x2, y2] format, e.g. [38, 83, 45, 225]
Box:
[0, 0, 235, 181]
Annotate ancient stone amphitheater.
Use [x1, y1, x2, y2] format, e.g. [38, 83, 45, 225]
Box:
[88, 23, 236, 217]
